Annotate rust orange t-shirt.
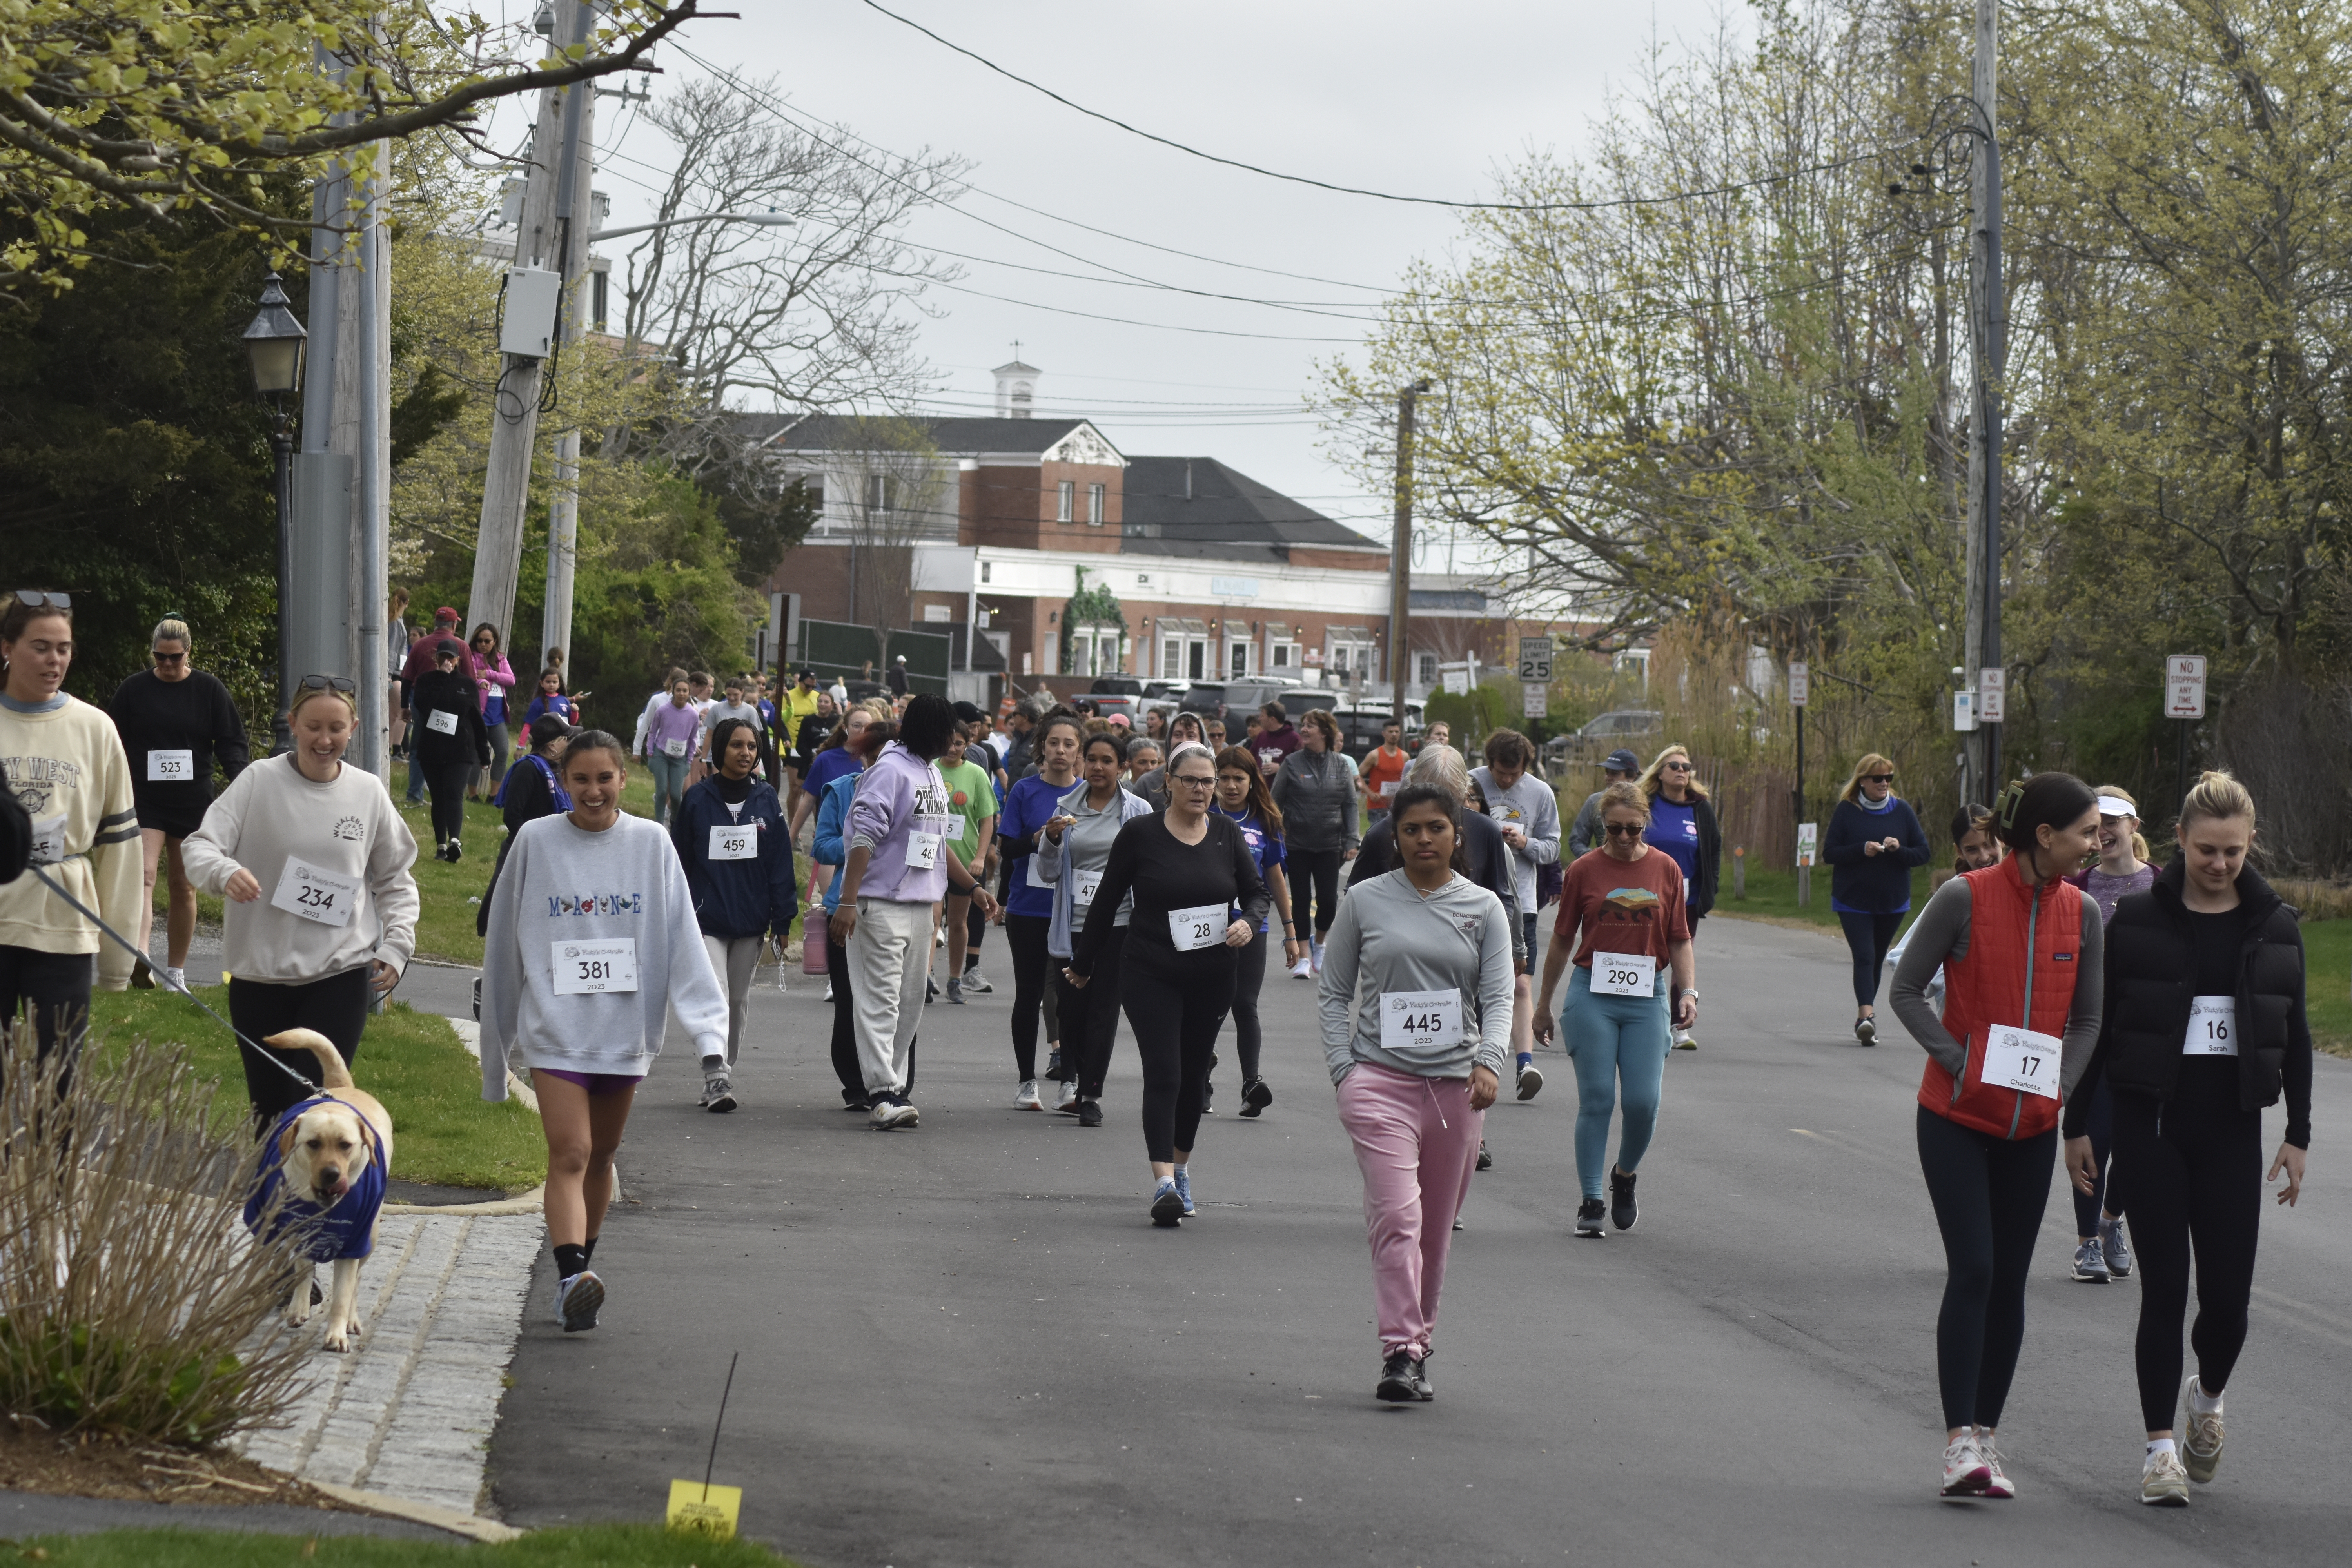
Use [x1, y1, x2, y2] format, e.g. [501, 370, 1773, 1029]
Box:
[1553, 846, 1691, 970]
[1361, 744, 1410, 808]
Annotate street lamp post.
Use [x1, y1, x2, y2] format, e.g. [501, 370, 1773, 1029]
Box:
[242, 270, 308, 755]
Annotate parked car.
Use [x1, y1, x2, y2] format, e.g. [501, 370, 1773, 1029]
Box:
[1543, 709, 1664, 774]
[1332, 702, 1426, 762]
[1177, 678, 1322, 735]
[1089, 675, 1145, 697]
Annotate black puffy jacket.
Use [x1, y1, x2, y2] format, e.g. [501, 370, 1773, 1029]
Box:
[2065, 859, 2312, 1149]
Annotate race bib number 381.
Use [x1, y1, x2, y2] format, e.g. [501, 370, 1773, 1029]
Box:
[552, 938, 639, 995]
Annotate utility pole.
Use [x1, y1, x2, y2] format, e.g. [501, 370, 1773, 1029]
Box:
[467, 0, 594, 650]
[1387, 378, 1430, 727]
[538, 0, 599, 672]
[1961, 0, 2005, 800]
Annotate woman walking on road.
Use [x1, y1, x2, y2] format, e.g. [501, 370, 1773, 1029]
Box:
[1824, 752, 1931, 1045]
[1272, 709, 1359, 977]
[1038, 730, 1153, 1123]
[1535, 783, 1695, 1238]
[1891, 771, 2104, 1501]
[1635, 744, 1719, 1049]
[1065, 742, 1268, 1224]
[1211, 744, 1301, 1118]
[181, 677, 419, 1132]
[109, 616, 250, 991]
[813, 717, 892, 1109]
[481, 730, 730, 1333]
[466, 623, 517, 799]
[1469, 728, 1559, 1087]
[2062, 772, 2310, 1508]
[409, 638, 492, 862]
[994, 710, 1084, 1109]
[1320, 784, 1511, 1402]
[2062, 786, 2156, 1283]
[673, 717, 797, 1114]
[640, 677, 701, 828]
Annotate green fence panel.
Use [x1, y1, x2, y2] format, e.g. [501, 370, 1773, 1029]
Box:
[798, 620, 951, 696]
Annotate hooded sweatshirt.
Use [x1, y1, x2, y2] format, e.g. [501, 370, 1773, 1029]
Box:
[671, 772, 797, 940]
[1318, 869, 1515, 1083]
[846, 741, 953, 904]
[478, 810, 729, 1098]
[1036, 780, 1154, 958]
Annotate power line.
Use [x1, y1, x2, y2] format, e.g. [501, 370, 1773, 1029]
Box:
[860, 0, 1893, 213]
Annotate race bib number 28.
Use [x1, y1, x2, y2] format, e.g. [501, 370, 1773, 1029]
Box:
[1168, 902, 1227, 952]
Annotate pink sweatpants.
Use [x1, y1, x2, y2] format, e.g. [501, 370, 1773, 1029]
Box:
[1335, 1062, 1485, 1359]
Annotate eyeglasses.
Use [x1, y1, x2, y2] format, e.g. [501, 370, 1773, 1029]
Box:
[298, 674, 358, 693]
[1603, 821, 1646, 838]
[1172, 774, 1217, 789]
[12, 590, 70, 610]
[1661, 760, 1692, 771]
[1863, 773, 1895, 784]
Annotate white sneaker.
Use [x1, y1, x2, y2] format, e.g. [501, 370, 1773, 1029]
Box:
[869, 1094, 920, 1130]
[1977, 1430, 2015, 1499]
[1940, 1432, 1991, 1499]
[2141, 1446, 2189, 1506]
[2182, 1377, 2224, 1483]
[1310, 938, 1325, 973]
[555, 1270, 604, 1334]
[163, 966, 188, 992]
[962, 967, 994, 994]
[822, 982, 833, 1003]
[1014, 1079, 1042, 1110]
[1055, 1081, 1081, 1113]
[1289, 955, 1312, 980]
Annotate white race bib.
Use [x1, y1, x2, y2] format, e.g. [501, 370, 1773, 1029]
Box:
[947, 813, 969, 846]
[1590, 953, 1657, 998]
[1026, 852, 1053, 888]
[269, 856, 360, 928]
[1072, 868, 1103, 909]
[146, 748, 194, 783]
[907, 830, 940, 870]
[663, 737, 688, 758]
[426, 708, 459, 735]
[27, 812, 67, 866]
[709, 824, 757, 861]
[1980, 1025, 2061, 1100]
[1169, 902, 1227, 952]
[2184, 995, 2238, 1057]
[1381, 988, 1464, 1053]
[551, 938, 638, 995]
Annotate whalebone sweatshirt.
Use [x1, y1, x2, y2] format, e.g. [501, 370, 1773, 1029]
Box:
[1318, 869, 1515, 1083]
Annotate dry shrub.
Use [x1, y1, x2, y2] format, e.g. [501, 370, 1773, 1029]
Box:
[2216, 667, 2352, 875]
[2271, 880, 2352, 923]
[0, 1020, 315, 1445]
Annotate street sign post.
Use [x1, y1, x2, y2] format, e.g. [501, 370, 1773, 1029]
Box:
[1788, 662, 1808, 859]
[1978, 667, 2005, 724]
[1787, 662, 1809, 707]
[1522, 682, 1546, 719]
[2166, 653, 2207, 812]
[1517, 636, 1554, 683]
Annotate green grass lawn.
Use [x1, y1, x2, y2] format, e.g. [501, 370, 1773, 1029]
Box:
[20, 1524, 792, 1566]
[86, 987, 546, 1192]
[1711, 860, 1933, 935]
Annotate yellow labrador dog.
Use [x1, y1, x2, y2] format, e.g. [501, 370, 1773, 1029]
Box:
[263, 1029, 394, 1353]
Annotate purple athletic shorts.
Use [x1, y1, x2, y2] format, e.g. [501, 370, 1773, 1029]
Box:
[534, 1068, 644, 1096]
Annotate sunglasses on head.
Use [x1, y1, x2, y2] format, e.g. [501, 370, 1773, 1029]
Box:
[1603, 821, 1645, 838]
[298, 674, 358, 693]
[13, 590, 71, 610]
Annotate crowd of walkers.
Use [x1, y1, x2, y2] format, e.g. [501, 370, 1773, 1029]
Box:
[0, 590, 2318, 1497]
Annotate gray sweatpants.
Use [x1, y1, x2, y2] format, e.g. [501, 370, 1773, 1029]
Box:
[848, 896, 931, 1097]
[700, 933, 765, 1068]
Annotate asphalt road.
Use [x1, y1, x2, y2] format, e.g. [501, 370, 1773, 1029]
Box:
[470, 913, 2350, 1567]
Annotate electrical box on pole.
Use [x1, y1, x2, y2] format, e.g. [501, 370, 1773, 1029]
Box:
[498, 267, 562, 358]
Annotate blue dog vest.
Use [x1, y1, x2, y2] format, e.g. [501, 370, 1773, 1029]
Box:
[245, 1096, 388, 1262]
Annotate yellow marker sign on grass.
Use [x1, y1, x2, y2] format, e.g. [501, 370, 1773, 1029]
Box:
[666, 1478, 741, 1539]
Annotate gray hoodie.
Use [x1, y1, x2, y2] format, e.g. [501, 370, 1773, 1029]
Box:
[1318, 869, 1515, 1083]
[1036, 780, 1154, 958]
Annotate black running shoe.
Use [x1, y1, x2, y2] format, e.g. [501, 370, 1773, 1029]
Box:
[1609, 1167, 1639, 1232]
[1046, 1049, 1065, 1082]
[1201, 1077, 1215, 1114]
[1413, 1350, 1435, 1402]
[1476, 1140, 1493, 1171]
[1241, 1076, 1274, 1116]
[1575, 1198, 1606, 1237]
[1076, 1098, 1104, 1128]
[446, 838, 463, 864]
[1376, 1350, 1419, 1403]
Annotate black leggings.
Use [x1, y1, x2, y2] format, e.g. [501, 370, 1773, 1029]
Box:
[1229, 924, 1269, 1081]
[1123, 941, 1235, 1163]
[1053, 927, 1126, 1099]
[1004, 913, 1051, 1082]
[1837, 910, 1904, 1010]
[825, 927, 913, 1103]
[965, 898, 987, 960]
[2071, 1080, 2129, 1237]
[230, 967, 371, 1135]
[1291, 847, 1343, 938]
[1916, 1106, 2054, 1430]
[2112, 1087, 2263, 1432]
[424, 761, 474, 847]
[0, 944, 92, 1068]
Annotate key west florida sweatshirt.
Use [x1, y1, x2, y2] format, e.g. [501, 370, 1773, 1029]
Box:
[1319, 870, 1515, 1083]
[180, 753, 421, 982]
[0, 691, 143, 987]
[477, 810, 728, 1098]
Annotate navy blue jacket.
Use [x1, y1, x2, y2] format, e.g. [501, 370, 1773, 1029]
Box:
[672, 776, 797, 940]
[1822, 796, 1932, 913]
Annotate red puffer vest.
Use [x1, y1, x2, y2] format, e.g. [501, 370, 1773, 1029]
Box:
[1918, 857, 2085, 1140]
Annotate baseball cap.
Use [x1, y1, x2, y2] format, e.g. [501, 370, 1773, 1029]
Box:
[434, 606, 459, 623]
[1604, 748, 1642, 773]
[1107, 712, 1131, 728]
[436, 637, 465, 657]
[951, 700, 986, 723]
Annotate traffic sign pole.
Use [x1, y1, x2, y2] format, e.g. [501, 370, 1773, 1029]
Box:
[2166, 654, 2207, 818]
[1789, 663, 1808, 865]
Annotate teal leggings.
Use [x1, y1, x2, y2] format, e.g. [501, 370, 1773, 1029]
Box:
[1563, 965, 1673, 1200]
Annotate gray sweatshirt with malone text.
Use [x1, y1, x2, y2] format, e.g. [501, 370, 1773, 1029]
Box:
[1318, 869, 1515, 1083]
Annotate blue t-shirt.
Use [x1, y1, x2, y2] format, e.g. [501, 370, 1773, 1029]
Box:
[245, 1098, 388, 1263]
[1218, 807, 1287, 931]
[1646, 797, 1700, 886]
[803, 745, 860, 802]
[999, 772, 1072, 921]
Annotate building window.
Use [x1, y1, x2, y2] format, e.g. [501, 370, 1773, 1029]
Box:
[1088, 483, 1105, 526]
[1057, 480, 1074, 523]
[1162, 640, 1184, 680]
[1230, 641, 1250, 677]
[866, 474, 890, 514]
[1188, 641, 1205, 680]
[1416, 652, 1438, 686]
[980, 560, 992, 583]
[1269, 639, 1298, 670]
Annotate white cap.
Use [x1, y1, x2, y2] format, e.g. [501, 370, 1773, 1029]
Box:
[2096, 795, 2138, 819]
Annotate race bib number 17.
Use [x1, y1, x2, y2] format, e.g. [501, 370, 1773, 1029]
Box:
[1980, 1025, 2061, 1100]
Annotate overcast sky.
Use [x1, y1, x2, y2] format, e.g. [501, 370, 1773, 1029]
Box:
[570, 1, 1744, 560]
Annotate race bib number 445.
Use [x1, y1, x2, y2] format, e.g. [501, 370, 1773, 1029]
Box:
[552, 938, 639, 995]
[1381, 989, 1463, 1053]
[1980, 1025, 2061, 1100]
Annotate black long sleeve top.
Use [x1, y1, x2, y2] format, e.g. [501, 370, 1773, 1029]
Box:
[1073, 811, 1269, 977]
[108, 669, 249, 805]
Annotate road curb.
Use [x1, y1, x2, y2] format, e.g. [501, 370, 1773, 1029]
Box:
[302, 1481, 524, 1543]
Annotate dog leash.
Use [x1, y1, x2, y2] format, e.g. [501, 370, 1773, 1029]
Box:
[25, 865, 323, 1096]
